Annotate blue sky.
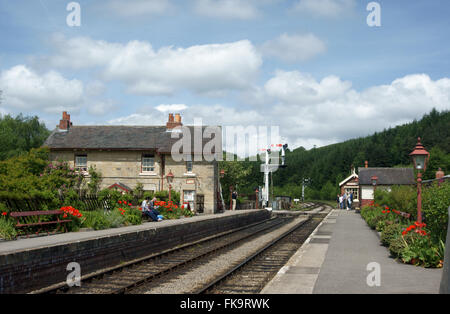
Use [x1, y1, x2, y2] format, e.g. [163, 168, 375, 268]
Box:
[0, 0, 449, 151]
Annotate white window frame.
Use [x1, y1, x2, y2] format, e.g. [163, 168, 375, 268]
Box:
[142, 155, 155, 173]
[75, 155, 87, 172]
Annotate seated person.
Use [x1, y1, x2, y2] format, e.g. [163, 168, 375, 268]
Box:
[144, 197, 163, 222]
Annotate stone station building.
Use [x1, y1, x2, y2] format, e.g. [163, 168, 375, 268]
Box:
[44, 112, 222, 214]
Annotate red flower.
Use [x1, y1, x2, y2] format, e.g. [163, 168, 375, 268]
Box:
[118, 201, 122, 204]
[2, 212, 7, 216]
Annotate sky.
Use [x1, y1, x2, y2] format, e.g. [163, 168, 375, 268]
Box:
[0, 0, 449, 154]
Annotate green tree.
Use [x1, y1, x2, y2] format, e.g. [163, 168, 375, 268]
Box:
[0, 113, 50, 160]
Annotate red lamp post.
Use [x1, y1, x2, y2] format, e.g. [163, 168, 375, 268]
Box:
[166, 169, 174, 204]
[409, 137, 430, 225]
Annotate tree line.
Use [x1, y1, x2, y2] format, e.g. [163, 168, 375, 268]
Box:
[221, 109, 450, 201]
[0, 114, 50, 161]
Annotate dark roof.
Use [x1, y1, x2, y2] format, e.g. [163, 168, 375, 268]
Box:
[44, 125, 222, 155]
[358, 167, 415, 185]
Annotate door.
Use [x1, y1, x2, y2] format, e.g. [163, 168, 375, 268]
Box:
[196, 194, 205, 213]
[183, 190, 195, 212]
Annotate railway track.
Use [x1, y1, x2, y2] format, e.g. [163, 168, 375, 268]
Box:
[196, 212, 328, 294]
[34, 203, 329, 294]
[38, 216, 290, 294]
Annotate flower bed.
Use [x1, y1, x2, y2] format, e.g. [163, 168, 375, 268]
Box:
[360, 202, 444, 268]
[0, 197, 196, 239]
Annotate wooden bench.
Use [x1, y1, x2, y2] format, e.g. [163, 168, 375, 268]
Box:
[9, 210, 72, 235]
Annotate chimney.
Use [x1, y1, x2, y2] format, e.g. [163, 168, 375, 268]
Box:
[58, 111, 72, 131]
[166, 113, 182, 130]
[365, 161, 368, 168]
[436, 168, 445, 179]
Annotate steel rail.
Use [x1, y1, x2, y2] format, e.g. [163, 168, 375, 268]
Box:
[31, 216, 281, 294]
[194, 209, 329, 294]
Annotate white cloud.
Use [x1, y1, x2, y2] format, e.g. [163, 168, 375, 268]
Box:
[87, 100, 117, 116]
[108, 112, 165, 125]
[193, 0, 261, 19]
[104, 39, 262, 96]
[293, 0, 356, 18]
[103, 0, 173, 17]
[261, 33, 326, 62]
[261, 71, 450, 147]
[156, 104, 188, 112]
[42, 35, 262, 96]
[105, 72, 450, 151]
[103, 70, 450, 153]
[35, 34, 123, 70]
[0, 65, 83, 114]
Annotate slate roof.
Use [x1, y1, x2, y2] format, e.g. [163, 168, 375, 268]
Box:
[44, 125, 222, 155]
[358, 167, 415, 185]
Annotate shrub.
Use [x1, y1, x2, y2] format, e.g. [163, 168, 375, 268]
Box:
[81, 211, 111, 230]
[105, 210, 126, 228]
[400, 232, 442, 267]
[367, 214, 384, 230]
[375, 185, 417, 217]
[0, 216, 17, 240]
[124, 208, 143, 225]
[389, 236, 407, 257]
[422, 181, 450, 244]
[381, 223, 404, 247]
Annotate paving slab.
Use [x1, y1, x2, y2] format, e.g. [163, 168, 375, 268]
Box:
[313, 210, 442, 294]
[262, 209, 443, 294]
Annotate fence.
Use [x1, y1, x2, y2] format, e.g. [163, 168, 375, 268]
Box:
[0, 195, 119, 212]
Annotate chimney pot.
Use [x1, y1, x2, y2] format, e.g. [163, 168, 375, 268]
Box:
[58, 111, 71, 131]
[436, 168, 445, 179]
[166, 113, 182, 130]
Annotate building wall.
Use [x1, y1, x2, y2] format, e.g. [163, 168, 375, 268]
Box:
[360, 185, 392, 207]
[49, 150, 218, 214]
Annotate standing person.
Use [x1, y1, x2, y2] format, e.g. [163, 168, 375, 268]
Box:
[336, 194, 340, 209]
[343, 192, 348, 210]
[232, 191, 238, 210]
[339, 194, 344, 209]
[349, 191, 354, 210]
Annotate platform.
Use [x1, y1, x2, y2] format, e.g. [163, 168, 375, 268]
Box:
[0, 209, 270, 293]
[261, 209, 443, 294]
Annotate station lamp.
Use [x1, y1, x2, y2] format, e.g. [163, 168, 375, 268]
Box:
[409, 137, 430, 225]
